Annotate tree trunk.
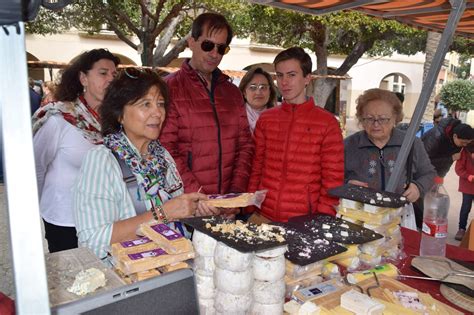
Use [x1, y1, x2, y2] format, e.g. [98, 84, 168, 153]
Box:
[153, 14, 189, 67]
[422, 31, 442, 122]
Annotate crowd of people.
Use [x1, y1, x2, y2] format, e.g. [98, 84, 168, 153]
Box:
[29, 12, 473, 257]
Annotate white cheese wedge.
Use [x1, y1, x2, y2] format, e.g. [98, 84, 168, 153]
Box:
[67, 268, 106, 296]
[298, 301, 320, 315]
[214, 267, 253, 295]
[284, 300, 302, 314]
[340, 289, 385, 315]
[192, 230, 217, 257]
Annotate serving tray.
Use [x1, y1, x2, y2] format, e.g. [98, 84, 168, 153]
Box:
[329, 184, 408, 208]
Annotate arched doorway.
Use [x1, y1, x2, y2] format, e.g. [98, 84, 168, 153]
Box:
[379, 72, 416, 118]
[27, 52, 44, 81]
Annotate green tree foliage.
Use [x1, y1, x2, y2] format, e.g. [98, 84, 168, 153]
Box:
[440, 80, 474, 111]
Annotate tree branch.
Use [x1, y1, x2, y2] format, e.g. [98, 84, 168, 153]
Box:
[152, 2, 184, 39]
[154, 32, 191, 67]
[153, 13, 184, 59]
[139, 0, 157, 23]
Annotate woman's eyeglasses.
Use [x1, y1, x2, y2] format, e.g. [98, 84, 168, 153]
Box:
[361, 117, 392, 125]
[200, 39, 230, 55]
[247, 84, 270, 92]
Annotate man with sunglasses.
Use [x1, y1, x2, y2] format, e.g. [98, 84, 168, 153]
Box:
[160, 13, 254, 217]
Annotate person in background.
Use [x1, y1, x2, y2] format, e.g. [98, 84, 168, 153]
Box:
[74, 69, 207, 258]
[41, 81, 57, 106]
[238, 67, 277, 135]
[433, 109, 443, 126]
[344, 88, 435, 206]
[454, 144, 474, 241]
[160, 13, 254, 218]
[29, 77, 41, 114]
[33, 49, 119, 253]
[247, 47, 344, 222]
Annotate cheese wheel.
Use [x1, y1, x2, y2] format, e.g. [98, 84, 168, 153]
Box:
[253, 279, 285, 304]
[215, 291, 251, 313]
[194, 255, 216, 276]
[214, 242, 253, 272]
[214, 267, 253, 295]
[198, 297, 216, 315]
[255, 245, 287, 258]
[192, 230, 217, 257]
[195, 273, 216, 299]
[249, 301, 284, 315]
[253, 255, 285, 281]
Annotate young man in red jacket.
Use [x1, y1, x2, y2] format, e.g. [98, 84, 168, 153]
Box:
[160, 13, 254, 217]
[247, 47, 344, 222]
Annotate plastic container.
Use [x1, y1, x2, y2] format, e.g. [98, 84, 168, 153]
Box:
[419, 177, 450, 257]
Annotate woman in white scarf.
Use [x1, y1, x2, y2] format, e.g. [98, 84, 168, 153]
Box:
[239, 67, 277, 134]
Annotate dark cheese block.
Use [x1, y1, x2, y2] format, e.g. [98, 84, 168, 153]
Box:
[288, 214, 383, 244]
[274, 223, 347, 266]
[329, 184, 408, 208]
[180, 216, 287, 253]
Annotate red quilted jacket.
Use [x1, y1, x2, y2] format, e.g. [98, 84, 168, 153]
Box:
[247, 98, 344, 222]
[160, 60, 254, 194]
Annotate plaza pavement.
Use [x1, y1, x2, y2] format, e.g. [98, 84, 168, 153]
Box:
[0, 119, 472, 299]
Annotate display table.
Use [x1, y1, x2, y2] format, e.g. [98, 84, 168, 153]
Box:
[398, 227, 474, 314]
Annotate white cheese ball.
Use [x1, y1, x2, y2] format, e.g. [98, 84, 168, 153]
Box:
[214, 267, 253, 295]
[195, 273, 216, 299]
[253, 279, 285, 304]
[255, 245, 287, 258]
[198, 297, 216, 315]
[249, 301, 284, 315]
[215, 291, 251, 313]
[192, 230, 217, 257]
[214, 242, 253, 272]
[194, 255, 216, 276]
[253, 255, 285, 281]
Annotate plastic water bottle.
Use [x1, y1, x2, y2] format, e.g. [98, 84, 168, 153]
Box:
[419, 176, 450, 257]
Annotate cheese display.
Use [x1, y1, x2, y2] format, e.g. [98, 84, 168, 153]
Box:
[193, 255, 215, 276]
[195, 273, 216, 299]
[253, 279, 285, 304]
[192, 230, 217, 257]
[140, 222, 192, 254]
[214, 290, 252, 313]
[67, 268, 106, 296]
[253, 255, 285, 282]
[255, 245, 287, 258]
[250, 301, 284, 314]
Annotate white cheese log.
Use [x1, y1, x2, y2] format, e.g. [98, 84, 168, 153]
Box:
[253, 255, 285, 281]
[214, 242, 253, 272]
[214, 291, 251, 313]
[214, 267, 253, 295]
[193, 255, 216, 276]
[198, 297, 216, 315]
[249, 301, 284, 315]
[255, 246, 287, 258]
[195, 273, 216, 299]
[192, 230, 217, 257]
[252, 279, 285, 304]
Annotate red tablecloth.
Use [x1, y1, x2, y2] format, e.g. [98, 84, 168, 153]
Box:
[398, 227, 474, 314]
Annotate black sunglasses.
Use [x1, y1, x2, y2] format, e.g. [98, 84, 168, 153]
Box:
[200, 40, 230, 55]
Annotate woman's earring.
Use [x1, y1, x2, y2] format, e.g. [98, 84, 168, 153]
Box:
[119, 123, 123, 132]
[83, 86, 87, 93]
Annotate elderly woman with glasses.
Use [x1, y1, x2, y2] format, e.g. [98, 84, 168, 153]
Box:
[238, 67, 277, 134]
[74, 69, 207, 259]
[344, 88, 435, 203]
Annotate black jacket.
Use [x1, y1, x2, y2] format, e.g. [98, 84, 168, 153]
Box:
[421, 117, 461, 177]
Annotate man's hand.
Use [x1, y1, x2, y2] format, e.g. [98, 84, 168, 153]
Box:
[452, 152, 461, 161]
[348, 180, 369, 187]
[403, 183, 420, 203]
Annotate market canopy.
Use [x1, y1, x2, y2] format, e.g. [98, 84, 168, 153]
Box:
[251, 0, 474, 38]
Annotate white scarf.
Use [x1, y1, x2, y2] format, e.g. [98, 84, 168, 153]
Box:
[246, 103, 267, 134]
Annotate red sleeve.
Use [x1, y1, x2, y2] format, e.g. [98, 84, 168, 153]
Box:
[455, 149, 470, 180]
[317, 117, 344, 215]
[160, 98, 201, 193]
[246, 118, 266, 214]
[229, 101, 255, 193]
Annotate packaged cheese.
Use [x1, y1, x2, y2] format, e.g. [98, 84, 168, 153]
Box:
[346, 263, 398, 284]
[117, 246, 195, 275]
[338, 207, 391, 225]
[140, 222, 192, 254]
[111, 236, 156, 257]
[159, 261, 189, 273]
[129, 268, 161, 282]
[205, 190, 267, 208]
[340, 289, 385, 315]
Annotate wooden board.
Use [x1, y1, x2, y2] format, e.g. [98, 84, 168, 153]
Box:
[308, 275, 462, 315]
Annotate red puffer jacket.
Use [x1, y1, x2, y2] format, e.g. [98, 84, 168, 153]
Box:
[248, 98, 344, 222]
[160, 60, 254, 194]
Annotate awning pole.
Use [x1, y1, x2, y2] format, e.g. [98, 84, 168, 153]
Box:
[386, 0, 467, 192]
[0, 22, 51, 314]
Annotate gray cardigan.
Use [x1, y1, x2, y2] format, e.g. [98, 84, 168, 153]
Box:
[344, 128, 436, 196]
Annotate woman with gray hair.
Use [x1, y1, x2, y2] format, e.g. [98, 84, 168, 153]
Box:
[344, 88, 435, 203]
